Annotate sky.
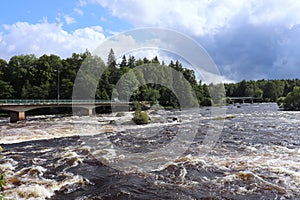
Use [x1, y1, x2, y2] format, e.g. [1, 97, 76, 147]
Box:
[0, 0, 300, 82]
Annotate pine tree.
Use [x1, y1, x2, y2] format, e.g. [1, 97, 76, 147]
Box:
[107, 48, 116, 68]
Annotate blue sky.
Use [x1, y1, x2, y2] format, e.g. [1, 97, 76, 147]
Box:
[0, 0, 132, 35]
[0, 0, 300, 82]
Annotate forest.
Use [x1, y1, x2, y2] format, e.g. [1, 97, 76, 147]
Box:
[0, 49, 300, 110]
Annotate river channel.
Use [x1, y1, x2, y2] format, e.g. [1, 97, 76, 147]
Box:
[0, 103, 299, 199]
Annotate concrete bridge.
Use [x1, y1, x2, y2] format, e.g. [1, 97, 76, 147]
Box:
[0, 99, 133, 122]
[228, 97, 263, 104]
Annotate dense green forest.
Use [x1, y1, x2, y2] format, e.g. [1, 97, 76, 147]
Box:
[225, 79, 300, 102]
[0, 49, 211, 108]
[0, 49, 299, 110]
[224, 79, 300, 110]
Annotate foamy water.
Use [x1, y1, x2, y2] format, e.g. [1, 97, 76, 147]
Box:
[0, 103, 299, 199]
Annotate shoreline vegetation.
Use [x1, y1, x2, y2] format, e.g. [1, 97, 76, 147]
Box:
[0, 49, 299, 112]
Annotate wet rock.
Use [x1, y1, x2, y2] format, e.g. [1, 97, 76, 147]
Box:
[115, 112, 126, 117]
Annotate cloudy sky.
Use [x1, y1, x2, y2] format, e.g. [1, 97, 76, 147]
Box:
[0, 0, 300, 82]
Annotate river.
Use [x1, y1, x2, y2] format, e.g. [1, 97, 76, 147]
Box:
[0, 103, 299, 199]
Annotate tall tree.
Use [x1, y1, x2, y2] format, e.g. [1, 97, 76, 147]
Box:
[263, 81, 279, 101]
[107, 48, 116, 68]
[119, 55, 127, 69]
[7, 55, 37, 98]
[0, 59, 15, 98]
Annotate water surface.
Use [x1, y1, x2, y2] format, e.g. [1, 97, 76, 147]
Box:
[0, 103, 299, 199]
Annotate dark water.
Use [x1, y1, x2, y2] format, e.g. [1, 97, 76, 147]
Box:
[1, 103, 300, 199]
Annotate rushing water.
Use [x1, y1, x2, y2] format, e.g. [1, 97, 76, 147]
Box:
[0, 103, 300, 199]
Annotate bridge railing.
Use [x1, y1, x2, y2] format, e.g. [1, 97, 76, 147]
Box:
[228, 97, 262, 100]
[0, 99, 118, 105]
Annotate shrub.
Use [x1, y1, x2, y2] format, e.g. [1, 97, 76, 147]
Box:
[276, 96, 285, 108]
[132, 111, 149, 125]
[132, 102, 149, 125]
[283, 86, 300, 111]
[201, 97, 213, 106]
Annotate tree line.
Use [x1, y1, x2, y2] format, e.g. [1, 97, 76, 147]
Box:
[0, 49, 211, 108]
[224, 78, 300, 111]
[224, 79, 300, 103]
[0, 49, 299, 110]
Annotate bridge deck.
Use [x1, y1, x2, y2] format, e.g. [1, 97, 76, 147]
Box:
[0, 99, 135, 122]
[0, 99, 130, 106]
[228, 97, 262, 100]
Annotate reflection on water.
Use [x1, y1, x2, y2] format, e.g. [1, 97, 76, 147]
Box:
[0, 103, 300, 199]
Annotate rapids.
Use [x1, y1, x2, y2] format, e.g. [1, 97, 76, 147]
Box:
[0, 103, 299, 199]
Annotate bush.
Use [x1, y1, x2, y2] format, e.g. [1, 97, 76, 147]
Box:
[132, 101, 149, 125]
[201, 97, 213, 106]
[276, 96, 285, 108]
[132, 111, 149, 125]
[283, 86, 300, 111]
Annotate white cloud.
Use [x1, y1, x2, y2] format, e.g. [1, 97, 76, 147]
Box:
[64, 15, 76, 24]
[80, 0, 246, 36]
[92, 28, 227, 85]
[76, 0, 300, 80]
[247, 0, 300, 28]
[1, 0, 300, 81]
[74, 7, 84, 16]
[81, 0, 300, 36]
[0, 22, 106, 60]
[88, 0, 300, 81]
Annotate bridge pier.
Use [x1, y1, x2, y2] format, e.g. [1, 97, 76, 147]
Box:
[10, 111, 26, 123]
[88, 108, 93, 116]
[1, 100, 135, 122]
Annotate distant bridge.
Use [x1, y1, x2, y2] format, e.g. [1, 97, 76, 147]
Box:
[227, 97, 263, 104]
[0, 99, 134, 122]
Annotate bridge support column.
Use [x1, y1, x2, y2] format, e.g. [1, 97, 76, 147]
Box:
[88, 108, 93, 116]
[10, 111, 26, 123]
